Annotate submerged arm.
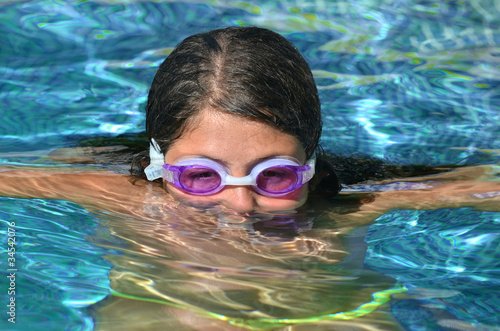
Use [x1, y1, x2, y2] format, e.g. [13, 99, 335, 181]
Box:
[372, 164, 499, 211]
[327, 165, 500, 228]
[0, 168, 160, 215]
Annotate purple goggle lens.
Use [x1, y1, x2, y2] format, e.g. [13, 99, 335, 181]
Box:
[179, 167, 222, 193]
[162, 157, 315, 197]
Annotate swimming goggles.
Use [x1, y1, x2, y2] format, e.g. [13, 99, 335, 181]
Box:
[144, 139, 315, 197]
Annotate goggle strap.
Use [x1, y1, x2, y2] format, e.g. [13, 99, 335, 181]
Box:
[302, 155, 316, 184]
[144, 139, 166, 181]
[144, 166, 165, 181]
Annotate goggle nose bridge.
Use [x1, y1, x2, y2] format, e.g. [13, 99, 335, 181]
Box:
[222, 173, 259, 186]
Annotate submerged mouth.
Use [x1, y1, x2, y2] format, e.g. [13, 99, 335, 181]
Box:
[213, 210, 315, 238]
[251, 215, 314, 237]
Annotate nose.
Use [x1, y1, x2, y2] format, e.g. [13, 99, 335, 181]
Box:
[219, 186, 257, 215]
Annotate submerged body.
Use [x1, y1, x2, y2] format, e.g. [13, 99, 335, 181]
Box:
[1, 161, 499, 330]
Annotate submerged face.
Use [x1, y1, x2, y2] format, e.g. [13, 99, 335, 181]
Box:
[163, 108, 309, 215]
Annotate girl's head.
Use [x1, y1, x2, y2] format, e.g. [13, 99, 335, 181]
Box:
[144, 26, 336, 214]
[147, 26, 321, 158]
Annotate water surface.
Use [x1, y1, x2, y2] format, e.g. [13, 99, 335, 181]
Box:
[0, 0, 499, 330]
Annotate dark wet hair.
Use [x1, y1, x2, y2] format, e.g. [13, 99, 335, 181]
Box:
[139, 26, 341, 196]
[146, 26, 321, 158]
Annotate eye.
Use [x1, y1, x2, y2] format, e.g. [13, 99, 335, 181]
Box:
[261, 168, 291, 178]
[191, 170, 216, 179]
[262, 170, 282, 177]
[257, 167, 297, 191]
[180, 167, 221, 191]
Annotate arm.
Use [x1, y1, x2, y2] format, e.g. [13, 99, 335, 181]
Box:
[0, 167, 164, 215]
[327, 165, 500, 228]
[370, 164, 500, 211]
[365, 179, 500, 212]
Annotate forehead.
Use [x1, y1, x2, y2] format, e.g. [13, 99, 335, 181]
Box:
[165, 108, 306, 166]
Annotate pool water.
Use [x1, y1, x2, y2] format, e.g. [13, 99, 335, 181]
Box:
[1, 0, 499, 330]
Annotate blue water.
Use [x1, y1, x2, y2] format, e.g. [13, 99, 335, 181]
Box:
[365, 208, 500, 329]
[0, 198, 111, 330]
[0, 0, 499, 330]
[1, 0, 499, 166]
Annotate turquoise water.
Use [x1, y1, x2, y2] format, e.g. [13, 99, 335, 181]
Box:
[1, 0, 499, 166]
[365, 208, 500, 329]
[0, 198, 111, 330]
[0, 0, 499, 330]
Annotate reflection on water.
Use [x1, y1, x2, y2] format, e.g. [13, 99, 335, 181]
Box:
[365, 208, 500, 330]
[86, 201, 401, 330]
[1, 170, 499, 330]
[1, 0, 499, 330]
[1, 0, 499, 166]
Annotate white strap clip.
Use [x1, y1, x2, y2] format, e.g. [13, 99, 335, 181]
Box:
[144, 138, 165, 181]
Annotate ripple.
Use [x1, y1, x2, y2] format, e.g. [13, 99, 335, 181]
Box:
[365, 208, 500, 326]
[0, 197, 113, 330]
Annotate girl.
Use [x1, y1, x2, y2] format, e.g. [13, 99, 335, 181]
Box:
[1, 26, 498, 330]
[2, 27, 497, 220]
